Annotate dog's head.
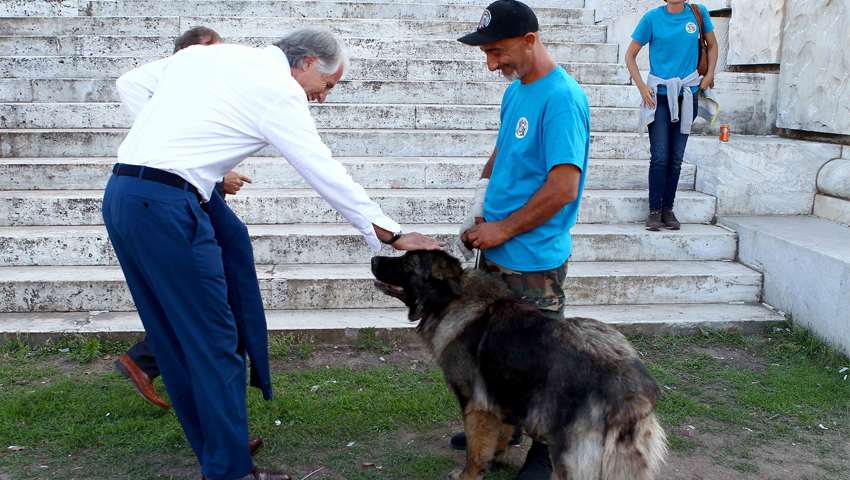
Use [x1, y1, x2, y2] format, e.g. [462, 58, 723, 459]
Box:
[371, 250, 463, 322]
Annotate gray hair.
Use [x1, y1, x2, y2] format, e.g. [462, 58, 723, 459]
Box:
[275, 29, 346, 75]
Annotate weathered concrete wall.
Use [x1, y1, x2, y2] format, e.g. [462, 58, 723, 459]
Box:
[726, 0, 784, 65]
[776, 0, 850, 135]
[600, 0, 730, 21]
[718, 216, 850, 356]
[685, 136, 842, 215]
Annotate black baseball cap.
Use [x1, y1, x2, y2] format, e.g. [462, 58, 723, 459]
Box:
[458, 0, 539, 46]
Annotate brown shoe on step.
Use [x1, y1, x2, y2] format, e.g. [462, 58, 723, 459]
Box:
[249, 436, 263, 456]
[114, 354, 169, 410]
[202, 468, 291, 480]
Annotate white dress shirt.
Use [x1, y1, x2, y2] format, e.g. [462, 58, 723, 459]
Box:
[116, 44, 400, 251]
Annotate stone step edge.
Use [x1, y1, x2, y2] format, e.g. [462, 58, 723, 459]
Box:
[0, 304, 787, 345]
[0, 188, 711, 198]
[2, 15, 594, 24]
[0, 102, 637, 110]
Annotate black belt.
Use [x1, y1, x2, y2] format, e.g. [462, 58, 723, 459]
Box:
[112, 163, 203, 203]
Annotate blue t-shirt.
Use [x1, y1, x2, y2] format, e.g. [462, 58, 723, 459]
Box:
[483, 67, 590, 272]
[631, 3, 714, 94]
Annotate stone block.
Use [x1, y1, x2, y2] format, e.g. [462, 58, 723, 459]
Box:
[726, 0, 783, 65]
[718, 215, 850, 355]
[600, 0, 730, 22]
[685, 136, 841, 215]
[0, 189, 716, 226]
[0, 223, 735, 267]
[0, 157, 693, 192]
[692, 72, 779, 135]
[0, 0, 82, 17]
[817, 159, 850, 200]
[776, 0, 850, 135]
[814, 194, 850, 225]
[0, 261, 763, 312]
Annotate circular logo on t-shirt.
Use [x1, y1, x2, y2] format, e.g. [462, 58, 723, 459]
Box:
[479, 9, 491, 29]
[686, 22, 697, 34]
[515, 117, 529, 138]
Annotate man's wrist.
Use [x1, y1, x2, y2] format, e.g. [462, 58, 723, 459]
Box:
[381, 231, 403, 245]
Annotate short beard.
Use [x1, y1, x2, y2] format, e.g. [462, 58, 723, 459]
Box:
[501, 69, 520, 82]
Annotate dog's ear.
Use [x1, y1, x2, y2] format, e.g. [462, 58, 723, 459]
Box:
[431, 253, 463, 296]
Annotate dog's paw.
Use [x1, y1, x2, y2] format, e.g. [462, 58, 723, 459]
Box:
[448, 469, 464, 480]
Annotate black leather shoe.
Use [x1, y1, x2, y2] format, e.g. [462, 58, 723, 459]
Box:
[450, 426, 523, 451]
[515, 440, 552, 480]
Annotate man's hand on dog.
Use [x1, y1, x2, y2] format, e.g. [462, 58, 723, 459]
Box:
[461, 218, 511, 251]
[222, 171, 252, 195]
[392, 232, 445, 251]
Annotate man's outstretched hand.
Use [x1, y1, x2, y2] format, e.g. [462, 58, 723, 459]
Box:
[391, 232, 445, 251]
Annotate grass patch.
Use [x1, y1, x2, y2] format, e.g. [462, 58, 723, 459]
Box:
[1, 329, 847, 479]
[355, 327, 395, 354]
[268, 333, 315, 361]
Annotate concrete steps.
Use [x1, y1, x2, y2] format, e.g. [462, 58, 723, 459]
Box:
[0, 189, 716, 226]
[0, 0, 783, 338]
[0, 260, 763, 313]
[1, 1, 588, 21]
[0, 16, 596, 38]
[0, 33, 611, 56]
[0, 223, 737, 266]
[0, 50, 621, 79]
[0, 304, 786, 340]
[0, 129, 651, 158]
[95, 1, 590, 21]
[0, 76, 636, 105]
[0, 157, 695, 191]
[0, 102, 640, 132]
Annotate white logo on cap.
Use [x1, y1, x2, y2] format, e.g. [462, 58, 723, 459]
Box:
[515, 117, 529, 138]
[479, 9, 492, 29]
[686, 22, 697, 34]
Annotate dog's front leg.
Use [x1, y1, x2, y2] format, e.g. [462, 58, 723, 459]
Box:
[450, 406, 503, 480]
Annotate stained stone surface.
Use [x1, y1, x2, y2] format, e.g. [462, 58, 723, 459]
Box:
[726, 0, 784, 65]
[817, 159, 850, 200]
[601, 0, 729, 21]
[685, 136, 842, 215]
[776, 0, 850, 135]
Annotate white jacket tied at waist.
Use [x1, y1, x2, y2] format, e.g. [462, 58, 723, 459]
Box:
[638, 70, 719, 137]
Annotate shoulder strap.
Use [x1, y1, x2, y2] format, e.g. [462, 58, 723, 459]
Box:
[690, 4, 704, 32]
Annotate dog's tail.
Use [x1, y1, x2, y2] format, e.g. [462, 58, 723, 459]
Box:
[600, 413, 667, 480]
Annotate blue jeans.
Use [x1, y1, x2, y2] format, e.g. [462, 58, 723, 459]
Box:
[647, 94, 699, 212]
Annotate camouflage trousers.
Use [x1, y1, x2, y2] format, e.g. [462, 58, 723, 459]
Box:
[479, 253, 569, 320]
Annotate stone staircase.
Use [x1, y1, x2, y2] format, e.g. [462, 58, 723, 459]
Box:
[0, 0, 785, 341]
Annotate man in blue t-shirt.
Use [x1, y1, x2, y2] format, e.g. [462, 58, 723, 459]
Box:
[453, 1, 590, 479]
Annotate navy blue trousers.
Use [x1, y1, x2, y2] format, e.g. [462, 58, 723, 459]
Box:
[102, 174, 254, 480]
[126, 336, 159, 378]
[647, 94, 699, 212]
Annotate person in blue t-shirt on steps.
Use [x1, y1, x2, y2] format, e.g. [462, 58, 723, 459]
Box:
[625, 0, 718, 231]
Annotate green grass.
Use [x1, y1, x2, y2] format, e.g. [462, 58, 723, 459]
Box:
[355, 327, 395, 354]
[1, 328, 847, 479]
[267, 333, 316, 361]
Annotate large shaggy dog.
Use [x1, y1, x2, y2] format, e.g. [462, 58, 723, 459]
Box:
[371, 250, 666, 480]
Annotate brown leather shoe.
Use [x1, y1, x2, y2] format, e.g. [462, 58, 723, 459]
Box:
[248, 436, 263, 456]
[202, 468, 291, 480]
[114, 354, 169, 410]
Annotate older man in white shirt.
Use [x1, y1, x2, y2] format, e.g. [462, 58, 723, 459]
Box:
[104, 29, 442, 480]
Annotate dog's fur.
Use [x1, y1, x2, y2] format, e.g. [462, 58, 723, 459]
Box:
[371, 250, 666, 480]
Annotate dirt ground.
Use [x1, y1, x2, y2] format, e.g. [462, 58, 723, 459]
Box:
[2, 338, 847, 480]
